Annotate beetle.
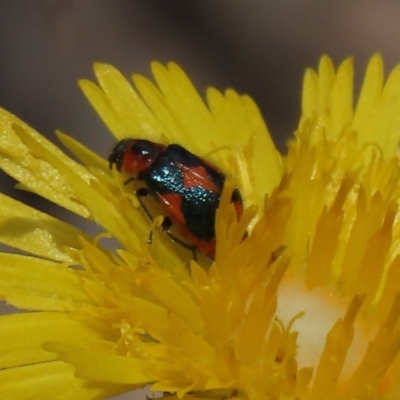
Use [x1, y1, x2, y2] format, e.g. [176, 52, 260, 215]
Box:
[108, 138, 243, 258]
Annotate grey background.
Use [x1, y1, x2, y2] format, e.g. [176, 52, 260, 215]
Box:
[1, 1, 400, 399]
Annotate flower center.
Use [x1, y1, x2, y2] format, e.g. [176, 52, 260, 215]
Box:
[276, 276, 377, 381]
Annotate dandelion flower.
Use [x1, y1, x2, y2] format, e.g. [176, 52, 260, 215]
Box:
[1, 55, 400, 399]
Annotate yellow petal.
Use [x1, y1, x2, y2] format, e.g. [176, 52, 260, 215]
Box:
[132, 73, 185, 143]
[302, 67, 318, 117]
[0, 253, 92, 310]
[149, 62, 219, 151]
[56, 131, 109, 172]
[312, 295, 362, 397]
[353, 54, 384, 145]
[352, 54, 400, 157]
[0, 109, 90, 217]
[329, 57, 354, 139]
[0, 312, 101, 370]
[0, 192, 86, 262]
[46, 342, 156, 385]
[316, 55, 336, 113]
[207, 89, 282, 207]
[0, 361, 121, 400]
[80, 63, 162, 141]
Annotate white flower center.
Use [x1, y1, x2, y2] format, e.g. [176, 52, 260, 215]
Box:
[276, 277, 377, 380]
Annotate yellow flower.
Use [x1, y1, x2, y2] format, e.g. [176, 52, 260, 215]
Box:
[0, 55, 400, 399]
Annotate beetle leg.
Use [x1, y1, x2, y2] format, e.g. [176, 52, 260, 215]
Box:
[123, 176, 137, 186]
[136, 187, 156, 244]
[136, 188, 197, 260]
[161, 217, 197, 261]
[136, 187, 154, 222]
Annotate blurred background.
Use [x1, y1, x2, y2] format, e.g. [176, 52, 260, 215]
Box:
[1, 1, 400, 398]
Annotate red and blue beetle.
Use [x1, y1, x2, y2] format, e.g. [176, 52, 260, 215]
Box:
[108, 138, 243, 258]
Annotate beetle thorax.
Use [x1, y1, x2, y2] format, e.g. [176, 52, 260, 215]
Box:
[123, 139, 165, 174]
